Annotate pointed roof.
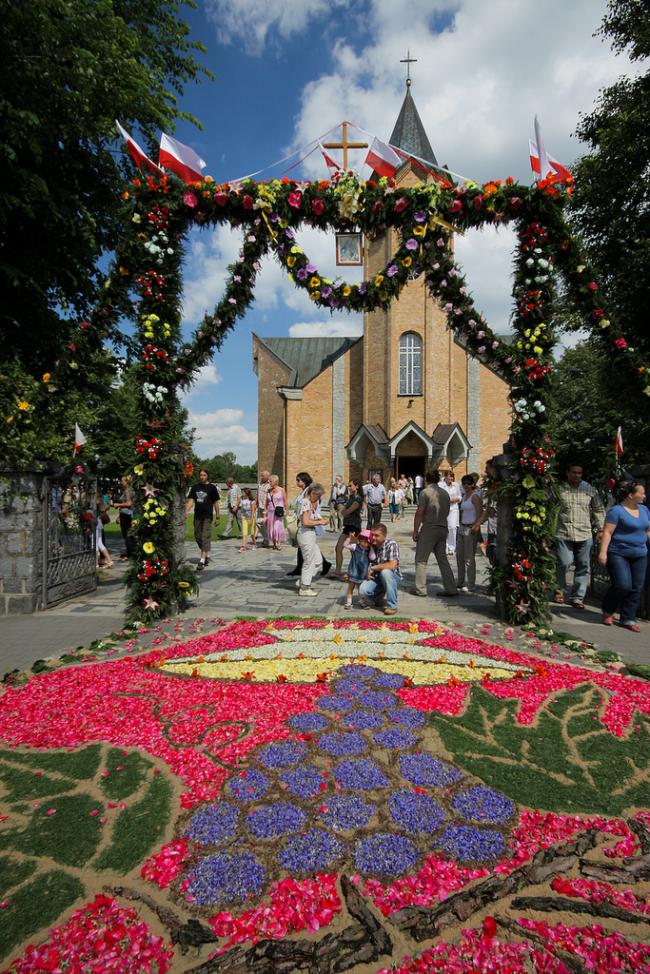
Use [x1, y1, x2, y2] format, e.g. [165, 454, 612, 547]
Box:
[389, 86, 439, 170]
[254, 335, 361, 388]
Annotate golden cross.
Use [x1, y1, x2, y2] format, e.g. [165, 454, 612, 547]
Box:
[322, 121, 368, 171]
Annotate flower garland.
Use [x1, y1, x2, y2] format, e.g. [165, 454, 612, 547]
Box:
[91, 171, 649, 624]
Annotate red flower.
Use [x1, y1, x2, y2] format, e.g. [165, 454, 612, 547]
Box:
[288, 191, 302, 209]
[214, 191, 228, 206]
[311, 198, 325, 216]
[482, 915, 497, 939]
[588, 280, 598, 291]
[472, 193, 483, 211]
[394, 197, 409, 213]
[447, 198, 462, 214]
[242, 194, 253, 209]
[615, 337, 628, 349]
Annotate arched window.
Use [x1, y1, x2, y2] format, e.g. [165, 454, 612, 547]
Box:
[399, 332, 422, 395]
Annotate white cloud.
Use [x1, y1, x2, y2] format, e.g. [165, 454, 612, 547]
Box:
[188, 407, 258, 463]
[289, 319, 363, 338]
[204, 0, 353, 55]
[186, 363, 222, 392]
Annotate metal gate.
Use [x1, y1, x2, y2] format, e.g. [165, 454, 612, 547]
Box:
[42, 476, 98, 607]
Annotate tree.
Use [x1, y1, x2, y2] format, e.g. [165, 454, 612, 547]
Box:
[197, 454, 258, 484]
[0, 0, 210, 378]
[549, 339, 648, 476]
[569, 0, 650, 356]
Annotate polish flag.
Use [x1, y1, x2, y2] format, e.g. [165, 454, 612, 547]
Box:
[319, 143, 342, 172]
[158, 133, 206, 183]
[615, 426, 624, 458]
[365, 137, 402, 178]
[529, 140, 572, 182]
[115, 120, 162, 174]
[73, 423, 87, 455]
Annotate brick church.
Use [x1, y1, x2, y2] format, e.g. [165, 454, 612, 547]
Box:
[253, 85, 511, 488]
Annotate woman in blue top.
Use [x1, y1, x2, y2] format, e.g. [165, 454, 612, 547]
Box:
[598, 481, 650, 632]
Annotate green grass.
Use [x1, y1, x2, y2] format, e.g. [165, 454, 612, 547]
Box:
[104, 510, 243, 541]
[0, 870, 83, 960]
[0, 794, 103, 868]
[0, 856, 37, 898]
[94, 774, 172, 873]
[100, 748, 152, 801]
[0, 763, 78, 803]
[0, 745, 102, 780]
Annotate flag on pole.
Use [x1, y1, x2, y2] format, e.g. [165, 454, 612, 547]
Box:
[365, 137, 402, 179]
[529, 139, 572, 182]
[158, 133, 206, 183]
[115, 121, 162, 174]
[73, 423, 87, 456]
[533, 115, 551, 183]
[615, 426, 624, 458]
[319, 143, 342, 172]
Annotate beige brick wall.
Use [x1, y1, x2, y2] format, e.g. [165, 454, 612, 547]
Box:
[480, 367, 511, 471]
[254, 339, 290, 482]
[285, 366, 334, 490]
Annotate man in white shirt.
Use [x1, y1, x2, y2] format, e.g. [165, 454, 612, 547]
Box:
[221, 478, 242, 538]
[414, 472, 425, 504]
[363, 474, 387, 529]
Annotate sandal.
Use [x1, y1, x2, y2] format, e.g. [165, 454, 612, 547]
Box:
[622, 622, 641, 633]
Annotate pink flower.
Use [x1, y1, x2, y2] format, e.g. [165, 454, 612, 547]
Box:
[394, 197, 409, 213]
[588, 280, 598, 291]
[615, 337, 627, 349]
[182, 191, 198, 208]
[311, 198, 325, 216]
[288, 191, 302, 209]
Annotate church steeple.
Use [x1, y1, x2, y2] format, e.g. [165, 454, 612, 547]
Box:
[389, 85, 439, 171]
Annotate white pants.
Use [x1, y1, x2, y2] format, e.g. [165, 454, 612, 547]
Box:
[447, 514, 459, 552]
[298, 528, 323, 587]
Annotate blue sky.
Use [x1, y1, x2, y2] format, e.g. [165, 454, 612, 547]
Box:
[141, 0, 632, 464]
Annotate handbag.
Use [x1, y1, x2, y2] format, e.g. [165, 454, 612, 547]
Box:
[274, 505, 285, 517]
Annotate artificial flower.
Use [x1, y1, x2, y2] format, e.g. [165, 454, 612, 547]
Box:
[143, 542, 155, 554]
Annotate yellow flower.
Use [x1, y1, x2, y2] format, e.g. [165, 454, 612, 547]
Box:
[533, 346, 543, 354]
[290, 246, 303, 255]
[42, 373, 51, 383]
[143, 542, 155, 554]
[413, 225, 426, 237]
[17, 400, 30, 411]
[342, 286, 351, 297]
[374, 275, 384, 286]
[286, 256, 296, 268]
[6, 415, 14, 424]
[401, 257, 412, 268]
[134, 464, 144, 476]
[309, 291, 321, 302]
[309, 276, 321, 289]
[178, 581, 190, 589]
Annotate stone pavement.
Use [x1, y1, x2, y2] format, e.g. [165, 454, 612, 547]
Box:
[0, 513, 648, 673]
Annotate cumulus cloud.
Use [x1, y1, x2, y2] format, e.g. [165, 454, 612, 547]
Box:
[185, 363, 222, 394]
[187, 407, 258, 463]
[204, 0, 353, 55]
[289, 319, 363, 338]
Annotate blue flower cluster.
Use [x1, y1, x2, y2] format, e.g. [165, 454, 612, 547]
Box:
[388, 790, 446, 835]
[317, 731, 366, 757]
[318, 694, 354, 713]
[184, 802, 239, 845]
[278, 828, 345, 873]
[286, 711, 330, 733]
[281, 765, 325, 799]
[227, 768, 270, 802]
[339, 664, 379, 680]
[357, 689, 397, 711]
[345, 708, 385, 730]
[318, 795, 375, 831]
[372, 672, 406, 689]
[246, 802, 306, 839]
[185, 852, 266, 906]
[388, 706, 426, 730]
[436, 824, 506, 862]
[333, 758, 388, 791]
[373, 726, 416, 750]
[257, 740, 308, 769]
[452, 786, 515, 825]
[331, 677, 367, 696]
[354, 833, 419, 877]
[400, 752, 464, 788]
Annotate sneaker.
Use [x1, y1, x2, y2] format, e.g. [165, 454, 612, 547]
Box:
[384, 607, 397, 616]
[299, 587, 318, 597]
[196, 561, 205, 572]
[344, 599, 353, 610]
[409, 589, 427, 597]
[570, 600, 585, 610]
[459, 586, 469, 593]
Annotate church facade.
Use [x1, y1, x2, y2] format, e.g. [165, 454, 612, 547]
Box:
[253, 88, 511, 487]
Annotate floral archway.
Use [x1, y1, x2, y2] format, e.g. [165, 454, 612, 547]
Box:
[96, 170, 648, 624]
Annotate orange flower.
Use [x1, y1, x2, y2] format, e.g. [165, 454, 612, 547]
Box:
[316, 672, 330, 682]
[42, 373, 51, 383]
[276, 674, 288, 683]
[121, 191, 130, 200]
[482, 181, 500, 197]
[191, 668, 199, 678]
[241, 671, 255, 681]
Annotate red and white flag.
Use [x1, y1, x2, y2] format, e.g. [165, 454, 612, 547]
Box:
[319, 143, 342, 172]
[73, 423, 87, 455]
[529, 140, 572, 182]
[365, 137, 402, 178]
[615, 426, 624, 458]
[115, 121, 162, 174]
[158, 133, 206, 183]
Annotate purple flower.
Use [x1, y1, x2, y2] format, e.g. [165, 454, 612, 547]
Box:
[331, 677, 367, 696]
[452, 786, 515, 825]
[373, 727, 416, 750]
[388, 707, 425, 730]
[185, 852, 266, 906]
[436, 237, 446, 247]
[322, 286, 332, 298]
[227, 768, 270, 802]
[296, 267, 309, 281]
[388, 790, 446, 835]
[257, 740, 308, 769]
[354, 833, 419, 877]
[287, 712, 330, 733]
[357, 690, 397, 711]
[317, 731, 366, 757]
[405, 238, 418, 251]
[246, 801, 307, 839]
[318, 795, 375, 831]
[373, 672, 406, 689]
[400, 752, 464, 788]
[282, 765, 326, 799]
[414, 209, 427, 223]
[387, 264, 398, 277]
[436, 824, 506, 863]
[334, 758, 388, 791]
[359, 282, 367, 294]
[278, 829, 345, 873]
[339, 664, 378, 680]
[345, 709, 385, 730]
[318, 694, 354, 714]
[184, 802, 239, 845]
[306, 263, 317, 274]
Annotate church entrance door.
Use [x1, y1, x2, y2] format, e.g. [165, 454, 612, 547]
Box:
[395, 455, 426, 480]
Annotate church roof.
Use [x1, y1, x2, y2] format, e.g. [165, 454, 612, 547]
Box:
[389, 87, 439, 170]
[256, 335, 361, 388]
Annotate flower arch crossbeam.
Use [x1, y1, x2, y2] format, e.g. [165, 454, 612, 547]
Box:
[96, 170, 648, 625]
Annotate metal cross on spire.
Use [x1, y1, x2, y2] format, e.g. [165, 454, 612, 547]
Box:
[400, 50, 417, 87]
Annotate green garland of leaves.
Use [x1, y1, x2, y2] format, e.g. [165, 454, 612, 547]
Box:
[88, 171, 647, 625]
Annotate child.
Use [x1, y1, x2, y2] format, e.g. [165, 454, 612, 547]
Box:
[342, 529, 376, 609]
[239, 489, 257, 552]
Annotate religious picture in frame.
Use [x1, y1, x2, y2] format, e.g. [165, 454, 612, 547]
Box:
[335, 232, 363, 266]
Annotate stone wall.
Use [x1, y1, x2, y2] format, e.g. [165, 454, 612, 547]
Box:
[0, 469, 46, 615]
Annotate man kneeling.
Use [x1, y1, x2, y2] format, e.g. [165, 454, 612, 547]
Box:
[359, 523, 401, 616]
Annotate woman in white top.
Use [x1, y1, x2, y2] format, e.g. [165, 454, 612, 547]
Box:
[440, 470, 461, 555]
[456, 474, 483, 592]
[297, 483, 328, 596]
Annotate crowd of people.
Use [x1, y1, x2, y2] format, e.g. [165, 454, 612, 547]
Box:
[182, 461, 648, 630]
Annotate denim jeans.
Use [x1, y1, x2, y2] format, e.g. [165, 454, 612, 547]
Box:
[359, 569, 400, 610]
[555, 538, 592, 601]
[602, 552, 648, 624]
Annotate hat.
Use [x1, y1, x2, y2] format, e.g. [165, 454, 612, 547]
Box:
[358, 529, 373, 542]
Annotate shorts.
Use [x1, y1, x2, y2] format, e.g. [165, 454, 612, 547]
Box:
[194, 516, 213, 551]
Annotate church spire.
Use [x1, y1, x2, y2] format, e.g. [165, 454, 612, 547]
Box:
[389, 58, 439, 171]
